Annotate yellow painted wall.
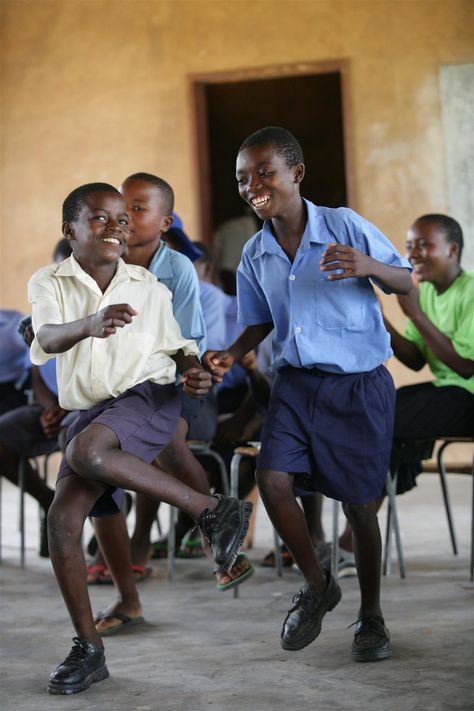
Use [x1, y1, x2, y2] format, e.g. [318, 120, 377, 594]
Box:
[1, 0, 473, 395]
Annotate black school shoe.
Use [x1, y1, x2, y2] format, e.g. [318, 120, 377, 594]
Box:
[351, 615, 391, 662]
[281, 570, 342, 651]
[198, 494, 253, 573]
[47, 637, 109, 695]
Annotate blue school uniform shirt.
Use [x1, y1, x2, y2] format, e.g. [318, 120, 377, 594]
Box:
[0, 309, 30, 385]
[237, 199, 411, 374]
[148, 240, 206, 355]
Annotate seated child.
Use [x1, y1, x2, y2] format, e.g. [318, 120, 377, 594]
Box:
[28, 182, 252, 695]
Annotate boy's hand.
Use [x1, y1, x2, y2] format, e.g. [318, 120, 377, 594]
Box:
[202, 350, 235, 383]
[397, 285, 422, 319]
[320, 243, 374, 280]
[40, 405, 67, 439]
[181, 368, 212, 398]
[89, 304, 138, 338]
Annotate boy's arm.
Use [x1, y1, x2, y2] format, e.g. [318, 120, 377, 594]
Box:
[36, 304, 138, 354]
[171, 352, 212, 397]
[203, 322, 273, 382]
[320, 243, 412, 294]
[396, 287, 474, 379]
[382, 316, 426, 371]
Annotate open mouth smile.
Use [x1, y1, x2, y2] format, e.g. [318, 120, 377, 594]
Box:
[250, 195, 270, 209]
[101, 237, 122, 245]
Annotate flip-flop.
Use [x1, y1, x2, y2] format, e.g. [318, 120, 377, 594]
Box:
[97, 565, 152, 584]
[259, 548, 294, 568]
[150, 539, 169, 559]
[213, 553, 255, 591]
[94, 611, 145, 637]
[86, 564, 107, 585]
[177, 534, 205, 559]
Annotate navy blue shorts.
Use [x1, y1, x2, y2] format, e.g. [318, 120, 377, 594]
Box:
[58, 381, 180, 517]
[257, 365, 395, 504]
[178, 386, 217, 442]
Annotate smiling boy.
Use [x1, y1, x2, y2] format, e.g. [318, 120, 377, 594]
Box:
[28, 183, 252, 695]
[204, 127, 412, 662]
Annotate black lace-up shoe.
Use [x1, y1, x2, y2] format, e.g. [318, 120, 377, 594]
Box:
[47, 637, 109, 695]
[281, 570, 342, 651]
[198, 494, 253, 573]
[351, 614, 391, 662]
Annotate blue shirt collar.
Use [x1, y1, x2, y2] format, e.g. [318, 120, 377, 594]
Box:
[253, 199, 333, 258]
[148, 240, 173, 279]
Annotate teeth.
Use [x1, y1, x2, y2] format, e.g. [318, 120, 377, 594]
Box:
[251, 196, 270, 208]
[102, 237, 120, 244]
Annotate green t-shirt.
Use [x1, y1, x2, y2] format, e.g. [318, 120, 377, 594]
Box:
[404, 270, 474, 394]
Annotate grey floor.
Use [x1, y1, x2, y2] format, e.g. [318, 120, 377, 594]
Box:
[1, 472, 473, 711]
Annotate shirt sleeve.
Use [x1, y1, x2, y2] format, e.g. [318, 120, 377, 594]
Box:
[169, 257, 207, 354]
[236, 250, 273, 326]
[153, 283, 200, 358]
[350, 211, 412, 294]
[28, 269, 62, 364]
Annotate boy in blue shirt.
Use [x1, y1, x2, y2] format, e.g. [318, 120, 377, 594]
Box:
[204, 127, 412, 662]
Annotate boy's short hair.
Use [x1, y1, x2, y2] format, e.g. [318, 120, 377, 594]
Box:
[62, 183, 121, 223]
[125, 172, 174, 214]
[416, 214, 464, 261]
[238, 127, 304, 167]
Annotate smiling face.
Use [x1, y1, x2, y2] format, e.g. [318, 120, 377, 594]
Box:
[63, 191, 129, 268]
[235, 144, 305, 221]
[120, 178, 173, 250]
[406, 220, 458, 283]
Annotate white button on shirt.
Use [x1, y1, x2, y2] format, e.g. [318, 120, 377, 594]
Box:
[28, 256, 199, 410]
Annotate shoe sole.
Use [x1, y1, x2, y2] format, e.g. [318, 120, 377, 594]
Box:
[47, 664, 109, 695]
[281, 584, 342, 651]
[218, 501, 253, 573]
[352, 646, 391, 662]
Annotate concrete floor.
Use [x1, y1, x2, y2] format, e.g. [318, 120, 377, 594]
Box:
[1, 472, 473, 711]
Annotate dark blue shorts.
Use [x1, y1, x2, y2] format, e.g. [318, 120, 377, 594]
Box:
[178, 386, 217, 442]
[58, 381, 180, 517]
[257, 365, 395, 504]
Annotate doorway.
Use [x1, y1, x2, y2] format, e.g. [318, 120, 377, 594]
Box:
[191, 61, 353, 245]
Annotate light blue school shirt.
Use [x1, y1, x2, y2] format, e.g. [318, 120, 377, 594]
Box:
[148, 241, 206, 355]
[199, 280, 227, 351]
[0, 309, 30, 384]
[237, 199, 412, 374]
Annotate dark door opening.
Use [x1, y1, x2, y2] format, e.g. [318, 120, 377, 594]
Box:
[192, 62, 352, 250]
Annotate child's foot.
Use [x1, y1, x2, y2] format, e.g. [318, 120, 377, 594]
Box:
[260, 546, 293, 568]
[213, 553, 254, 591]
[280, 570, 342, 651]
[94, 600, 145, 637]
[47, 638, 109, 695]
[198, 494, 253, 573]
[351, 615, 391, 662]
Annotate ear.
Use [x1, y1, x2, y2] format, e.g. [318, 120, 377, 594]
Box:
[293, 163, 305, 184]
[62, 221, 75, 241]
[160, 215, 174, 234]
[448, 241, 459, 260]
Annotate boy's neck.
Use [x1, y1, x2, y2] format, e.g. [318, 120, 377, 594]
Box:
[124, 237, 162, 269]
[76, 259, 118, 294]
[432, 264, 463, 295]
[270, 198, 307, 258]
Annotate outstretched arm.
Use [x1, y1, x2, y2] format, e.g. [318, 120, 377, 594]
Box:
[36, 304, 138, 354]
[171, 352, 212, 398]
[320, 243, 412, 294]
[396, 287, 474, 379]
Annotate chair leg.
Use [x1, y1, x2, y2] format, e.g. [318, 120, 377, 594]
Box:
[384, 471, 406, 579]
[19, 459, 26, 568]
[230, 453, 241, 499]
[0, 476, 2, 563]
[331, 499, 339, 575]
[208, 450, 229, 496]
[470, 459, 474, 583]
[437, 441, 458, 555]
[167, 506, 176, 581]
[273, 527, 283, 577]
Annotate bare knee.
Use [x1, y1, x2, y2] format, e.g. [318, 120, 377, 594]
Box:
[343, 501, 376, 529]
[47, 498, 84, 551]
[256, 469, 293, 503]
[66, 433, 105, 479]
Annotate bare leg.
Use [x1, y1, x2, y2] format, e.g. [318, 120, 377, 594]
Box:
[48, 475, 108, 647]
[343, 501, 382, 618]
[66, 424, 216, 521]
[301, 492, 325, 545]
[93, 512, 142, 632]
[256, 468, 326, 592]
[339, 496, 384, 553]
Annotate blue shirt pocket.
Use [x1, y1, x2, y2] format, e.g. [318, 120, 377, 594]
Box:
[314, 278, 365, 329]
